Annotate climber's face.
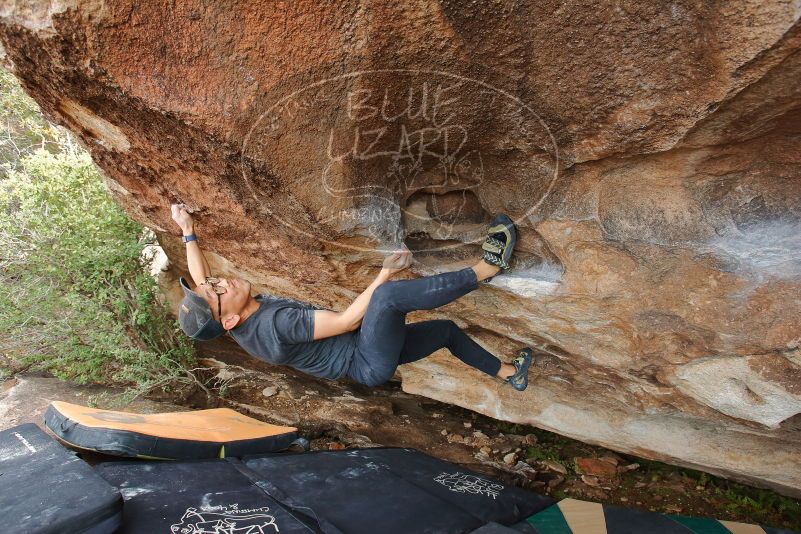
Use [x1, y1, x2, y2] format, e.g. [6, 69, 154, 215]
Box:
[199, 277, 252, 327]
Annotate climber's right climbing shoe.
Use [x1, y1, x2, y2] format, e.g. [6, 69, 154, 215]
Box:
[505, 348, 533, 392]
[481, 214, 517, 280]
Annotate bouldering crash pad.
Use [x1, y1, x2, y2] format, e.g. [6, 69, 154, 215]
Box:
[44, 401, 299, 459]
[96, 447, 554, 533]
[521, 498, 798, 534]
[0, 423, 122, 534]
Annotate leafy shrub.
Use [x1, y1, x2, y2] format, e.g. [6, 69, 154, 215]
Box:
[0, 68, 67, 176]
[0, 68, 195, 391]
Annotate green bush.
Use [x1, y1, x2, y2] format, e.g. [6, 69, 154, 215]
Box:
[0, 68, 66, 176]
[0, 148, 195, 389]
[0, 69, 195, 391]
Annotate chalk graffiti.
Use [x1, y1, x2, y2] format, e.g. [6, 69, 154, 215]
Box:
[240, 67, 559, 253]
[434, 471, 504, 499]
[169, 504, 279, 534]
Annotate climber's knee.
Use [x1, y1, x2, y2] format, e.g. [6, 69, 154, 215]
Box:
[371, 281, 401, 309]
[440, 319, 459, 343]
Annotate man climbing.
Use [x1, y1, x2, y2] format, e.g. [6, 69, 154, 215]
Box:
[171, 203, 532, 390]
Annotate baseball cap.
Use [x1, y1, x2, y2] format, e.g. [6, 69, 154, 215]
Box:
[177, 277, 226, 340]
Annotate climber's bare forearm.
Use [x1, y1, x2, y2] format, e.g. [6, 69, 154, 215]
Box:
[183, 224, 211, 286]
[170, 203, 211, 286]
[312, 269, 391, 340]
[341, 269, 392, 328]
[331, 253, 410, 334]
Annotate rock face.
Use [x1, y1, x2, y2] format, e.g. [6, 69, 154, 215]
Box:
[2, 1, 800, 495]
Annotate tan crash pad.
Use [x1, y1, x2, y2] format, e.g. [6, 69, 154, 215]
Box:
[44, 401, 299, 459]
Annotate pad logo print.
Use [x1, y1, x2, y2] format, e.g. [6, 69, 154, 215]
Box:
[434, 472, 504, 499]
[170, 504, 279, 534]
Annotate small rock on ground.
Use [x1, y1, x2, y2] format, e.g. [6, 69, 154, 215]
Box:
[541, 459, 568, 475]
[575, 457, 618, 478]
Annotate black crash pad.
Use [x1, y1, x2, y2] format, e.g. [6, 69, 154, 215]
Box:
[0, 423, 122, 534]
[96, 459, 323, 533]
[96, 447, 553, 534]
[241, 447, 554, 532]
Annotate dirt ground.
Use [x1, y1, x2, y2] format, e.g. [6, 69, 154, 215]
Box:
[2, 336, 799, 530]
[150, 337, 800, 530]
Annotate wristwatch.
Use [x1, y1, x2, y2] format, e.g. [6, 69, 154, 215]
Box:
[182, 234, 197, 243]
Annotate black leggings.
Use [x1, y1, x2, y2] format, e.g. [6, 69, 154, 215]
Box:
[345, 267, 503, 386]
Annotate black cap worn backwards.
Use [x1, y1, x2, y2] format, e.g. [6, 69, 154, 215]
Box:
[178, 277, 226, 341]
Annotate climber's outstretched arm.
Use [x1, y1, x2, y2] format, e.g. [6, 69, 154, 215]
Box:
[171, 203, 211, 286]
[311, 273, 389, 339]
[310, 248, 412, 340]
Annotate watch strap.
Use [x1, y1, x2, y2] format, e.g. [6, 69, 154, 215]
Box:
[182, 234, 197, 243]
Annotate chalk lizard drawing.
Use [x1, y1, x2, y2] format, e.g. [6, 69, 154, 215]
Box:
[170, 504, 279, 534]
[434, 472, 504, 499]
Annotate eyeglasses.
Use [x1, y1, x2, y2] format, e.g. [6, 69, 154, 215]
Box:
[204, 277, 227, 321]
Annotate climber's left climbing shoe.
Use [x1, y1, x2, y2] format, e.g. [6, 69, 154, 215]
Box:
[505, 348, 533, 392]
[481, 214, 517, 283]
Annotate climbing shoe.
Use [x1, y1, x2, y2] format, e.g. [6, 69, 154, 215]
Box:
[481, 214, 517, 282]
[505, 348, 533, 392]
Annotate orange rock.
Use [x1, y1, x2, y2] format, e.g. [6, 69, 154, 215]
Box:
[575, 458, 618, 478]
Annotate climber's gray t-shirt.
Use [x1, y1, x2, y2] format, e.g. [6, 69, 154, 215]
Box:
[229, 294, 357, 380]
